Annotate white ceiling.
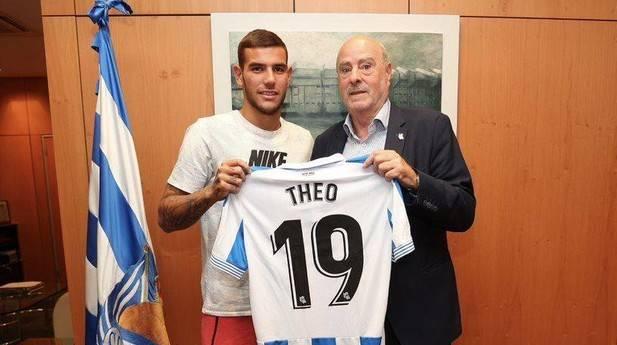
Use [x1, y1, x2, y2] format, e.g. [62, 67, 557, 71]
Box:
[0, 0, 46, 77]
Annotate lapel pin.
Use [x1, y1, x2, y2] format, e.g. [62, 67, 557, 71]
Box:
[398, 133, 405, 140]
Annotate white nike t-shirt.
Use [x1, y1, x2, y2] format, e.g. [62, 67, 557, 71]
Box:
[210, 154, 414, 345]
[167, 110, 312, 315]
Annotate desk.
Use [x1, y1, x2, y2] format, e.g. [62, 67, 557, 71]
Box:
[0, 282, 46, 345]
[20, 338, 68, 345]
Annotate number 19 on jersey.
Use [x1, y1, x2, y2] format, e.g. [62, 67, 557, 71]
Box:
[271, 214, 364, 309]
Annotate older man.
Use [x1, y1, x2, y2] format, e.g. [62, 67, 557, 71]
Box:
[311, 36, 476, 345]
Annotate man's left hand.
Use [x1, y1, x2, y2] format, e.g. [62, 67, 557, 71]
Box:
[363, 150, 419, 190]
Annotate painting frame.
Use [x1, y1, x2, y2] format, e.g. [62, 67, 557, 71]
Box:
[211, 13, 460, 134]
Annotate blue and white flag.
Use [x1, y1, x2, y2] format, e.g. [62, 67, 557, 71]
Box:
[86, 1, 169, 344]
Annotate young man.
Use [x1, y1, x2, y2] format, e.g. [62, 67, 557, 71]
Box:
[311, 36, 476, 345]
[158, 29, 313, 345]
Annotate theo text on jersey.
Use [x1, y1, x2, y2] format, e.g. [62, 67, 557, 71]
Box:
[285, 182, 338, 206]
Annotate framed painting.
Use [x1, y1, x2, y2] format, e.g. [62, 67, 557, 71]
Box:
[211, 13, 459, 137]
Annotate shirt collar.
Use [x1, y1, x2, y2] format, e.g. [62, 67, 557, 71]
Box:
[343, 99, 391, 141]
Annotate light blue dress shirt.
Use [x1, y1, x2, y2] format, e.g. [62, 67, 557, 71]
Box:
[342, 100, 391, 159]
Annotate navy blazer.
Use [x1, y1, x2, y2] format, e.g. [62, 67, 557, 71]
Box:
[311, 105, 476, 345]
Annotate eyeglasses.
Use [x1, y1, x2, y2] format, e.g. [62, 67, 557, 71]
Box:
[337, 61, 377, 78]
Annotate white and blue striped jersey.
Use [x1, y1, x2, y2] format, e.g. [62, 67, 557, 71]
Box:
[210, 154, 414, 345]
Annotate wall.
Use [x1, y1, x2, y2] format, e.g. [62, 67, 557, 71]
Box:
[0, 35, 47, 77]
[0, 0, 46, 78]
[41, 1, 617, 344]
[0, 77, 66, 291]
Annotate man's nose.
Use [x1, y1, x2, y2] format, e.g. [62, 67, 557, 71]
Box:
[349, 67, 361, 83]
[264, 69, 276, 85]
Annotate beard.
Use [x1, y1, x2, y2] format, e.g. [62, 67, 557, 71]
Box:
[243, 88, 288, 115]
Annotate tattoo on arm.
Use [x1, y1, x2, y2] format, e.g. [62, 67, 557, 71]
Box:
[158, 184, 214, 232]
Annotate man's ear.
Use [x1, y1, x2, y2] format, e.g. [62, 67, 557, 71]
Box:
[232, 64, 244, 88]
[385, 62, 393, 87]
[287, 65, 293, 84]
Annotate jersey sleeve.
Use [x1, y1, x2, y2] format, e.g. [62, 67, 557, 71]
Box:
[209, 195, 248, 279]
[389, 181, 415, 262]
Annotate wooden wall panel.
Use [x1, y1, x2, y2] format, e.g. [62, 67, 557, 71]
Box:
[26, 78, 52, 135]
[76, 16, 212, 344]
[42, 16, 89, 345]
[74, 0, 291, 15]
[40, 0, 75, 16]
[29, 134, 59, 287]
[295, 0, 408, 13]
[451, 17, 617, 345]
[0, 79, 29, 135]
[610, 201, 617, 345]
[0, 78, 50, 135]
[0, 36, 47, 78]
[42, 136, 67, 290]
[0, 136, 43, 281]
[410, 0, 617, 20]
[0, 77, 59, 289]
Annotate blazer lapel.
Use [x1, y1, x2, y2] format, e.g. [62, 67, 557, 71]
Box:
[385, 104, 408, 155]
[328, 123, 347, 156]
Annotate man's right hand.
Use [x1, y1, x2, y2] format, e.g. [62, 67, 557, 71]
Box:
[158, 159, 250, 232]
[207, 159, 251, 201]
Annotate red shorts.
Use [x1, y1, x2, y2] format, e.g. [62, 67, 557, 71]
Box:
[201, 314, 257, 345]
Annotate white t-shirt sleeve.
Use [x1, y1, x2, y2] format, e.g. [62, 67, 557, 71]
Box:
[390, 181, 415, 262]
[209, 195, 248, 279]
[167, 122, 215, 193]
